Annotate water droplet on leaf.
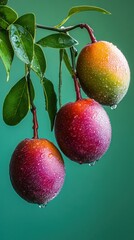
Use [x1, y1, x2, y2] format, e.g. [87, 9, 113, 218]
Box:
[58, 38, 64, 44]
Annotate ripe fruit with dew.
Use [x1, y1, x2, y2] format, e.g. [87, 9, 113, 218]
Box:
[54, 98, 111, 164]
[76, 41, 130, 107]
[9, 138, 65, 206]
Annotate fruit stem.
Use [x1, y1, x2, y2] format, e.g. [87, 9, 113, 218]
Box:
[70, 47, 82, 101]
[31, 105, 39, 139]
[79, 24, 97, 43]
[25, 65, 39, 139]
[73, 73, 82, 101]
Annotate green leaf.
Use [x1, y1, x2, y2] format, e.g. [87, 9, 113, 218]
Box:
[3, 77, 34, 125]
[0, 30, 14, 81]
[31, 44, 46, 79]
[9, 24, 34, 64]
[56, 5, 111, 28]
[0, 0, 8, 5]
[0, 6, 18, 29]
[63, 49, 73, 76]
[37, 33, 78, 49]
[42, 78, 57, 131]
[15, 13, 36, 39]
[58, 49, 64, 107]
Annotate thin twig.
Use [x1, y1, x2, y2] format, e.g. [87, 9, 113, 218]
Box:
[26, 66, 39, 139]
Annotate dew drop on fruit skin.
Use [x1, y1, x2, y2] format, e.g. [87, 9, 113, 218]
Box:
[54, 98, 112, 164]
[76, 41, 130, 106]
[48, 153, 53, 158]
[9, 138, 65, 206]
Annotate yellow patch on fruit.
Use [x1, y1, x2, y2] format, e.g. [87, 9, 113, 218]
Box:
[76, 41, 130, 106]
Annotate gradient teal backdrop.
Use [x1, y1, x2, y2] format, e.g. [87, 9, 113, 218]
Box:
[0, 0, 134, 240]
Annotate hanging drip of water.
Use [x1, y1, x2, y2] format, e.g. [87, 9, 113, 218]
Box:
[88, 161, 96, 167]
[110, 104, 117, 110]
[38, 203, 47, 209]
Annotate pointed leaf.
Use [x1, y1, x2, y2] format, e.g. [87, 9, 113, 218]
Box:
[31, 44, 46, 79]
[0, 30, 14, 81]
[15, 13, 36, 39]
[0, 6, 18, 29]
[3, 77, 34, 125]
[9, 24, 34, 64]
[63, 49, 73, 76]
[56, 5, 111, 28]
[37, 33, 78, 49]
[59, 49, 64, 107]
[42, 78, 57, 130]
[0, 0, 8, 4]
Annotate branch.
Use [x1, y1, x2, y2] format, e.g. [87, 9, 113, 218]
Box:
[36, 23, 97, 43]
[26, 66, 39, 139]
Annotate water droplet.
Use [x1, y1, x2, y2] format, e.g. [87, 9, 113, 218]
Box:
[38, 203, 47, 209]
[89, 161, 96, 167]
[110, 104, 117, 110]
[58, 38, 64, 44]
[116, 65, 119, 71]
[74, 115, 78, 119]
[41, 153, 46, 158]
[12, 35, 19, 43]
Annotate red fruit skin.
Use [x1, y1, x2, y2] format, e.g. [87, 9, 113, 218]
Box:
[9, 138, 65, 205]
[54, 99, 112, 164]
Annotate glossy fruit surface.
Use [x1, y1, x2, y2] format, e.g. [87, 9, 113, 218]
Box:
[54, 98, 111, 164]
[9, 138, 65, 206]
[76, 41, 130, 106]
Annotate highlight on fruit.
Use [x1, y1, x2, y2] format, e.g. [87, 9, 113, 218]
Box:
[10, 139, 65, 207]
[54, 98, 112, 164]
[0, 1, 131, 206]
[76, 41, 130, 107]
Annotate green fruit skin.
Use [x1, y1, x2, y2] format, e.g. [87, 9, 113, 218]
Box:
[76, 41, 130, 106]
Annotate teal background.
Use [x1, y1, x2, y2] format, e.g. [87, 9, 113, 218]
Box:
[0, 0, 134, 240]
